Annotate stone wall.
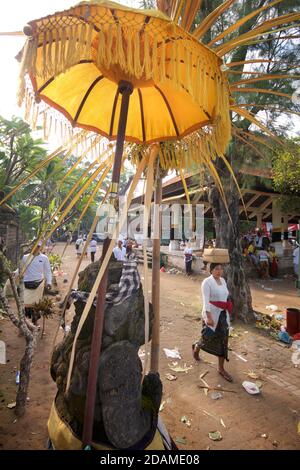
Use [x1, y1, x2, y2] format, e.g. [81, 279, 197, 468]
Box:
[164, 249, 294, 278]
[162, 248, 204, 273]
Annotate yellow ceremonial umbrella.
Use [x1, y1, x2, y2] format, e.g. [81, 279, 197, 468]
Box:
[18, 0, 231, 449]
[19, 0, 230, 159]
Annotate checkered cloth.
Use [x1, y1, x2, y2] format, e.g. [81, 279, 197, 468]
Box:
[106, 259, 141, 305]
[66, 259, 141, 308]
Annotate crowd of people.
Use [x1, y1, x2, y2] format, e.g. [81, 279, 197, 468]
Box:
[74, 234, 138, 263]
[241, 230, 279, 279]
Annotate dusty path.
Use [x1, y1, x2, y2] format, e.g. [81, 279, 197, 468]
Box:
[0, 243, 299, 450]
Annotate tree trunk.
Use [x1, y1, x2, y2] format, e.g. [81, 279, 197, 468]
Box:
[208, 176, 255, 324]
[15, 334, 37, 417]
[0, 253, 38, 417]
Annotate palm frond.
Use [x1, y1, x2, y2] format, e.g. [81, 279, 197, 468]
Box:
[193, 0, 235, 40]
[233, 127, 275, 151]
[181, 0, 202, 32]
[230, 87, 291, 100]
[208, 0, 284, 47]
[216, 12, 300, 55]
[236, 103, 300, 118]
[231, 106, 284, 145]
[231, 74, 300, 86]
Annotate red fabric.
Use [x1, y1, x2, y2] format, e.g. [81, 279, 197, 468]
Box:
[270, 258, 278, 277]
[210, 300, 233, 314]
[293, 332, 300, 341]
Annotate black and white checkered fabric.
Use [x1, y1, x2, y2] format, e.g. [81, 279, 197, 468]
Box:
[66, 259, 141, 308]
[106, 259, 141, 305]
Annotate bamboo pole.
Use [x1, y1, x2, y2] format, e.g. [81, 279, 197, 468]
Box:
[150, 166, 162, 373]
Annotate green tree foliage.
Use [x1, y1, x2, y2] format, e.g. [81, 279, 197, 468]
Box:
[273, 143, 300, 213]
[0, 118, 113, 239]
[0, 116, 46, 189]
[273, 145, 300, 196]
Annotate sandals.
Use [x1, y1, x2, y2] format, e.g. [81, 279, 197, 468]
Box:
[192, 343, 201, 362]
[218, 369, 233, 382]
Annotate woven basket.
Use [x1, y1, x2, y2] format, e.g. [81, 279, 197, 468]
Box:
[203, 248, 229, 263]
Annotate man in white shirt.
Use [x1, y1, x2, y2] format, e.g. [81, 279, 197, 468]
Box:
[89, 238, 97, 262]
[16, 241, 52, 323]
[184, 243, 193, 275]
[113, 240, 126, 261]
[19, 242, 52, 289]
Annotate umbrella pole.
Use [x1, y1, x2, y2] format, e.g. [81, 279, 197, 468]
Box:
[150, 170, 162, 372]
[82, 80, 133, 449]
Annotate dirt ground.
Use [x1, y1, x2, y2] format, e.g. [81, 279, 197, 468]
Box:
[0, 243, 300, 450]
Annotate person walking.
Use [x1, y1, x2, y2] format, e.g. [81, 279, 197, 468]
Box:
[16, 241, 52, 323]
[184, 243, 193, 276]
[89, 237, 97, 262]
[293, 245, 299, 276]
[192, 263, 233, 382]
[75, 234, 84, 257]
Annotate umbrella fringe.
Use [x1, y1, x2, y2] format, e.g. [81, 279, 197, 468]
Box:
[144, 31, 151, 80]
[131, 119, 231, 172]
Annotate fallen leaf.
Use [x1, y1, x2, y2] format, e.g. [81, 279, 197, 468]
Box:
[159, 401, 165, 412]
[169, 364, 193, 373]
[181, 416, 191, 427]
[165, 373, 177, 381]
[220, 418, 226, 428]
[200, 378, 210, 388]
[203, 409, 227, 431]
[200, 377, 210, 396]
[245, 370, 260, 380]
[7, 402, 16, 409]
[208, 431, 222, 441]
[229, 331, 239, 338]
[261, 433, 268, 439]
[232, 351, 248, 362]
[175, 437, 187, 445]
[200, 371, 209, 379]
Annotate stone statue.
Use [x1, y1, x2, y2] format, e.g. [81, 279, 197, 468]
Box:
[50, 256, 163, 449]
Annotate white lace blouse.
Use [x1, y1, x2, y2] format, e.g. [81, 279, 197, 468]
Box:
[201, 275, 230, 331]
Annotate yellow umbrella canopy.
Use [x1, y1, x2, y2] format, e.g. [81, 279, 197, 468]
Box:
[19, 0, 231, 164]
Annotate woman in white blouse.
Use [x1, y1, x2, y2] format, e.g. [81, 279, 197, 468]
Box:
[192, 263, 233, 382]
